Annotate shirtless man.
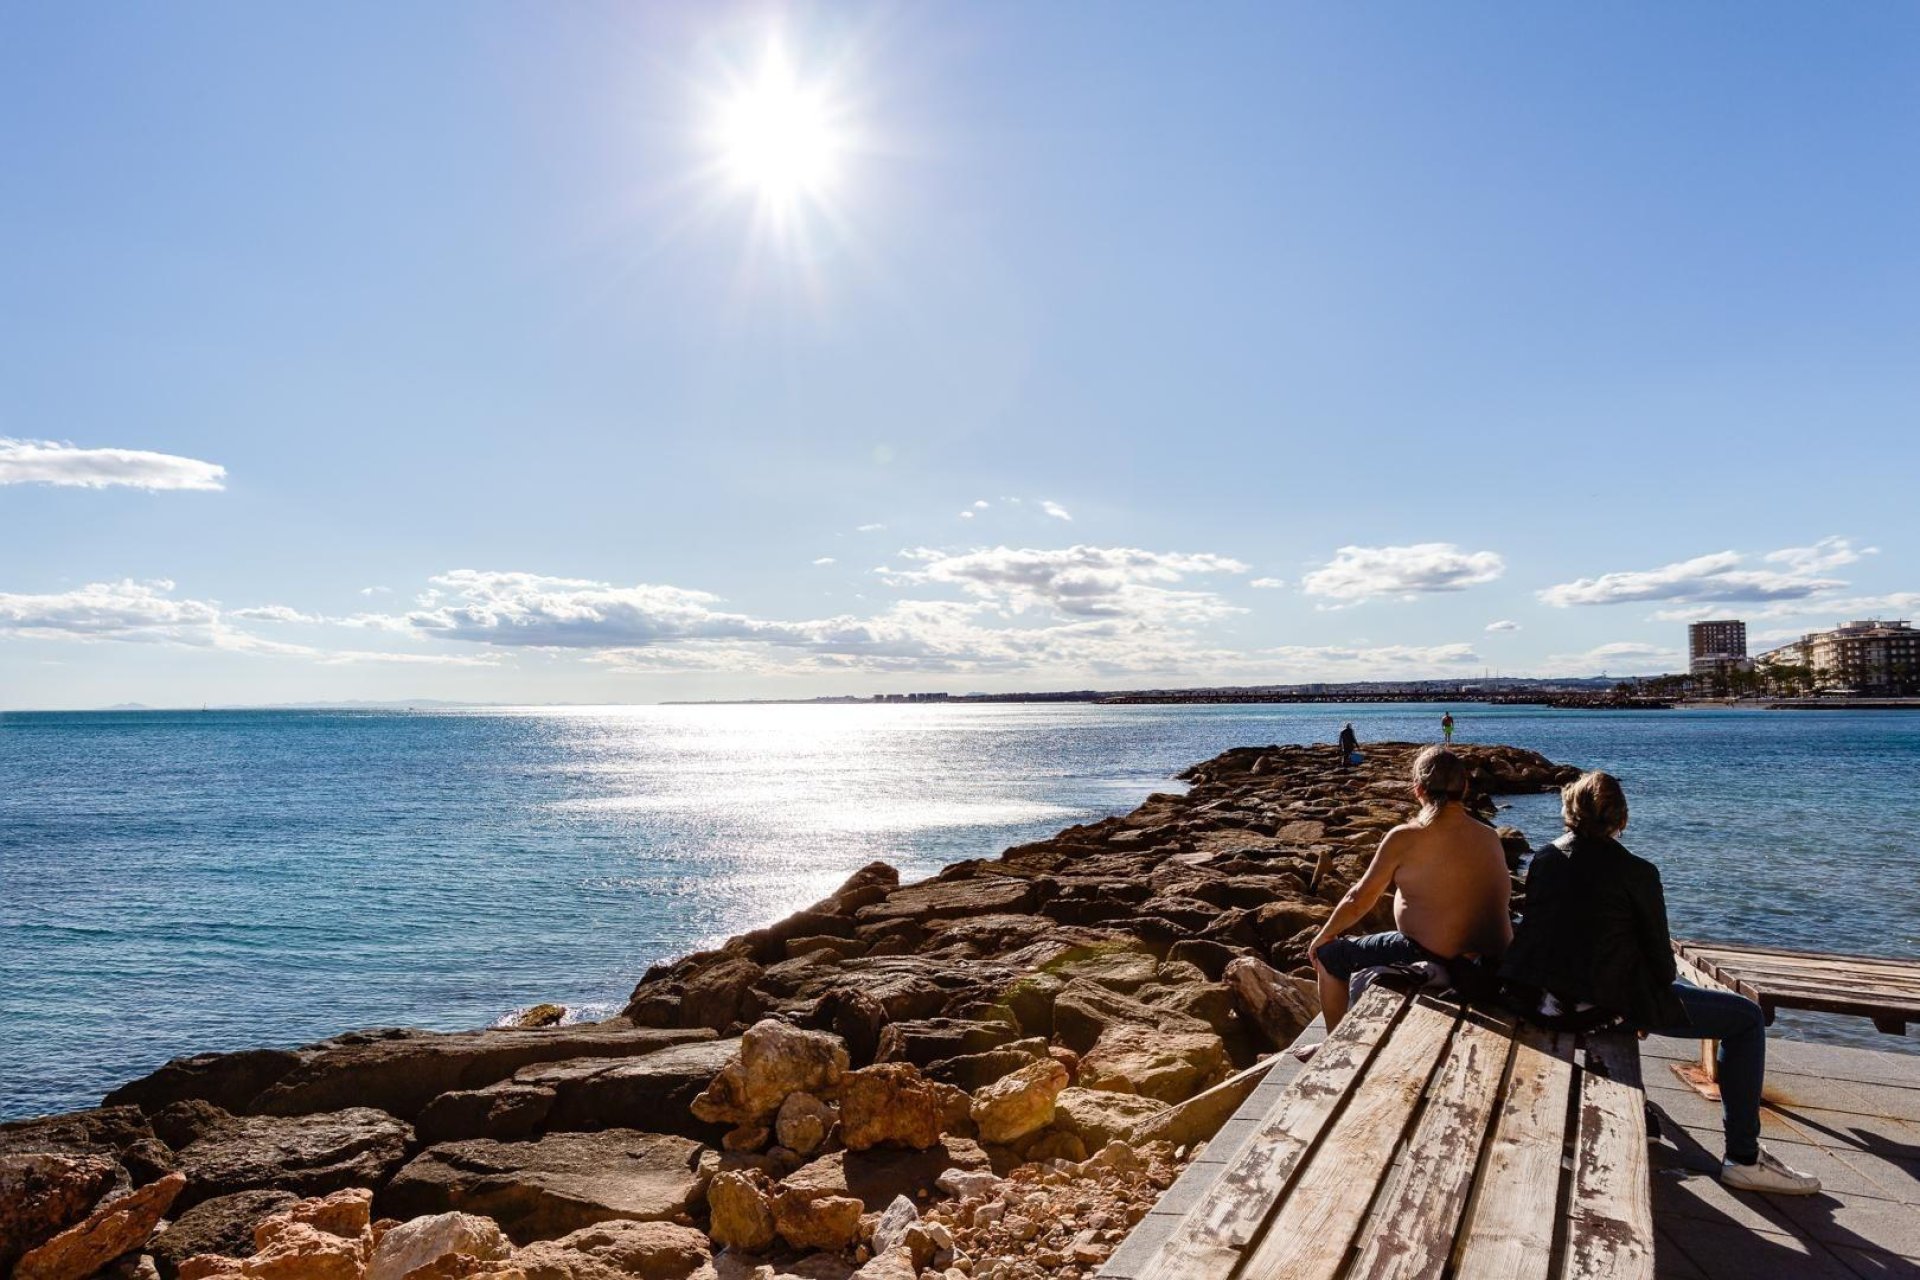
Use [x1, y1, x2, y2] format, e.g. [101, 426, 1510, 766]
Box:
[1308, 746, 1512, 1029]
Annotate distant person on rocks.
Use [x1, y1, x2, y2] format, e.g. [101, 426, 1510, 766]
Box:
[1441, 711, 1455, 743]
[1337, 722, 1359, 767]
[1502, 771, 1821, 1196]
[1309, 746, 1511, 1031]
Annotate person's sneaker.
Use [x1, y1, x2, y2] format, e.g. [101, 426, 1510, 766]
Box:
[1720, 1148, 1821, 1195]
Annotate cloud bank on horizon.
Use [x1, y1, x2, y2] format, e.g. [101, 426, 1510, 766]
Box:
[2, 528, 1906, 697]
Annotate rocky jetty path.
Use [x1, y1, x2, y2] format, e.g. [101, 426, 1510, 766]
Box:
[1, 741, 1576, 1280]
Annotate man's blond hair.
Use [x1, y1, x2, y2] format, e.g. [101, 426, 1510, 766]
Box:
[1561, 770, 1629, 838]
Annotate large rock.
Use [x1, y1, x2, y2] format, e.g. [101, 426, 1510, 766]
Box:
[705, 1170, 776, 1251]
[871, 1018, 1021, 1068]
[854, 877, 1054, 925]
[676, 957, 766, 1033]
[172, 1108, 411, 1209]
[104, 1051, 308, 1117]
[1077, 1024, 1228, 1103]
[514, 1220, 712, 1280]
[1050, 979, 1216, 1055]
[768, 1187, 863, 1252]
[111, 1026, 712, 1123]
[365, 1212, 512, 1280]
[0, 1153, 120, 1272]
[380, 1130, 711, 1245]
[689, 1021, 848, 1127]
[968, 1060, 1067, 1146]
[774, 1094, 834, 1158]
[0, 1107, 176, 1185]
[779, 1140, 990, 1213]
[243, 1027, 716, 1122]
[835, 1065, 961, 1151]
[419, 1040, 740, 1144]
[178, 1188, 374, 1280]
[16, 1171, 185, 1280]
[1050, 1089, 1168, 1148]
[150, 1190, 298, 1278]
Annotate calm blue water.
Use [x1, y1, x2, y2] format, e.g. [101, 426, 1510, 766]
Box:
[3, 703, 1916, 1121]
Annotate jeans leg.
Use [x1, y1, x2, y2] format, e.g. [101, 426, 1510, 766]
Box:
[1642, 983, 1766, 1164]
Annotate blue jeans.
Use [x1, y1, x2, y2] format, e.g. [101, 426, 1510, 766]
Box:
[1313, 930, 1438, 983]
[1639, 982, 1765, 1165]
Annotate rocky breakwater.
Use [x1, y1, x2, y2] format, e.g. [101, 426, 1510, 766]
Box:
[0, 741, 1575, 1280]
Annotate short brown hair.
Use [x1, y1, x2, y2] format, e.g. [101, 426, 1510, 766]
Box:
[1412, 746, 1469, 822]
[1562, 770, 1629, 838]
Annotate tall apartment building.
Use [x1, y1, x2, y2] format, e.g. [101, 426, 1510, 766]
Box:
[1688, 619, 1748, 677]
[1758, 619, 1918, 693]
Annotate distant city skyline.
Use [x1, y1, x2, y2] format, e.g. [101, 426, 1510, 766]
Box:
[3, 3, 1915, 709]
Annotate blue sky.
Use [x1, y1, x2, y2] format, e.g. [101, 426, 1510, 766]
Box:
[2, 2, 1915, 707]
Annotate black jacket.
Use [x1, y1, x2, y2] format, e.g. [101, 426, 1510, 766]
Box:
[1501, 832, 1690, 1030]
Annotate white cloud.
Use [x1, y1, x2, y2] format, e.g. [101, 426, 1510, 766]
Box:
[229, 605, 322, 624]
[1302, 543, 1505, 603]
[973, 499, 990, 509]
[1258, 643, 1483, 678]
[958, 510, 974, 520]
[0, 579, 219, 642]
[812, 557, 836, 566]
[1539, 545, 1848, 607]
[360, 586, 393, 597]
[1653, 590, 1919, 626]
[1485, 619, 1520, 632]
[0, 579, 496, 666]
[1250, 577, 1286, 589]
[881, 545, 1248, 622]
[0, 438, 227, 491]
[373, 547, 1263, 679]
[1764, 536, 1876, 574]
[856, 523, 886, 533]
[1041, 500, 1073, 522]
[1543, 641, 1682, 674]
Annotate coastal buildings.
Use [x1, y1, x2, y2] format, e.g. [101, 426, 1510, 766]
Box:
[1687, 619, 1750, 680]
[1758, 619, 1919, 694]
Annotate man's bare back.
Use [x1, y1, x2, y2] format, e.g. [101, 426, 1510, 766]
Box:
[1381, 807, 1512, 958]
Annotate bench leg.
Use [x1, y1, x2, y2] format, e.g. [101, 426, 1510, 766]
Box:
[1670, 1037, 1722, 1101]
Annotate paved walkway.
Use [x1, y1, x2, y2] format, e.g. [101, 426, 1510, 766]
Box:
[1641, 1032, 1920, 1278]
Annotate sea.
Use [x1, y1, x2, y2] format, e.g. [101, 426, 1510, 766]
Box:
[3, 702, 1917, 1122]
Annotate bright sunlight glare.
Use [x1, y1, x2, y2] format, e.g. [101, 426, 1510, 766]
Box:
[715, 45, 843, 205]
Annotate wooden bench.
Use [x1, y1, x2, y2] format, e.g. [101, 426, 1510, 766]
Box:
[1124, 983, 1653, 1280]
[1670, 938, 1920, 1097]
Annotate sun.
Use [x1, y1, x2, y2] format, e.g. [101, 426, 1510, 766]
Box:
[715, 45, 843, 207]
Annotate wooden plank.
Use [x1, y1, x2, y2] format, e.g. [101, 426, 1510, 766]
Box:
[1130, 984, 1409, 1280]
[1346, 1012, 1515, 1280]
[1583, 1030, 1643, 1089]
[1679, 938, 1920, 973]
[1685, 954, 1920, 994]
[1237, 998, 1461, 1280]
[1559, 1048, 1654, 1280]
[1452, 1026, 1577, 1280]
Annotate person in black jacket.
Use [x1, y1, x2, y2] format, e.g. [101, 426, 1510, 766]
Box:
[1503, 770, 1821, 1196]
[1336, 723, 1359, 768]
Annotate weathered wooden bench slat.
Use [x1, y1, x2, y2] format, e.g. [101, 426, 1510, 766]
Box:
[1345, 1009, 1516, 1280]
[1237, 997, 1460, 1280]
[1131, 983, 1407, 1280]
[1686, 954, 1920, 989]
[1682, 954, 1920, 1000]
[1558, 1034, 1654, 1280]
[1682, 938, 1920, 971]
[1449, 1025, 1576, 1280]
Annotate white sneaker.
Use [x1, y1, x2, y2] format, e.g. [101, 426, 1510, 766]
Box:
[1720, 1147, 1821, 1196]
